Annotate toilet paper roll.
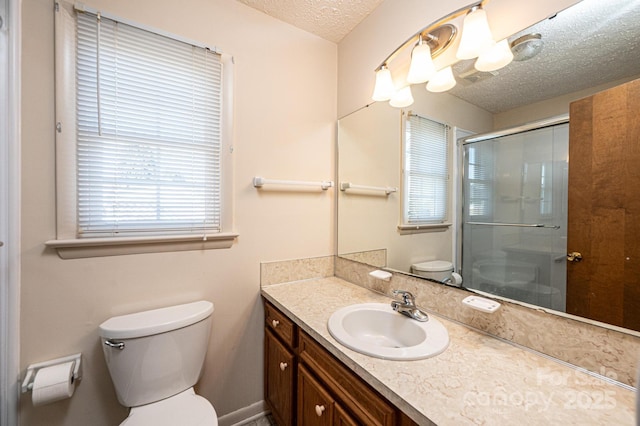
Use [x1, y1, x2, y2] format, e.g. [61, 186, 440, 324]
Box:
[32, 361, 76, 406]
[450, 272, 463, 287]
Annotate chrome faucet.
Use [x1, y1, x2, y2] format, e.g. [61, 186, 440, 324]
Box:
[391, 290, 429, 322]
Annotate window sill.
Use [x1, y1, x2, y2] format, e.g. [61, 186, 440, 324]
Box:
[45, 233, 239, 259]
[397, 223, 451, 234]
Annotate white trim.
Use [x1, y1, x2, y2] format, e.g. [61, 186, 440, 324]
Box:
[1, 0, 21, 424]
[216, 400, 270, 426]
[72, 2, 219, 53]
[45, 232, 238, 259]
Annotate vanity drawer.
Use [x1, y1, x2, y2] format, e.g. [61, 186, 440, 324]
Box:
[265, 302, 297, 348]
[298, 330, 396, 426]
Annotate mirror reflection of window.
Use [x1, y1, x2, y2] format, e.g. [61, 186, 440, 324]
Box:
[402, 114, 450, 225]
[465, 145, 494, 220]
[539, 162, 553, 217]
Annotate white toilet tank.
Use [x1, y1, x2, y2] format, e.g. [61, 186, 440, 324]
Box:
[411, 260, 453, 282]
[99, 301, 214, 408]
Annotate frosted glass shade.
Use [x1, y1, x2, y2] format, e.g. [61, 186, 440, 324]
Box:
[372, 67, 396, 101]
[475, 39, 514, 72]
[426, 67, 456, 92]
[456, 7, 495, 60]
[407, 43, 436, 84]
[389, 86, 414, 108]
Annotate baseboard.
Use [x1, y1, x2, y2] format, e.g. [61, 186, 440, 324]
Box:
[217, 400, 270, 426]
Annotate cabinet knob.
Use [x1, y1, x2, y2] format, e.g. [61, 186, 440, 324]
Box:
[315, 405, 325, 417]
[279, 362, 288, 371]
[272, 319, 280, 328]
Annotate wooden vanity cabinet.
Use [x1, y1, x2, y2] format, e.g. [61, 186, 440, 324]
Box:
[298, 330, 398, 426]
[298, 363, 359, 426]
[263, 300, 418, 426]
[265, 303, 297, 426]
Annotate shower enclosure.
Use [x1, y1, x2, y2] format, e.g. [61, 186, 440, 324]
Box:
[461, 120, 568, 311]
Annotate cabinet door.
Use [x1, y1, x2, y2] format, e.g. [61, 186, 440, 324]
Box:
[298, 364, 335, 426]
[299, 331, 396, 426]
[334, 404, 359, 426]
[265, 329, 295, 426]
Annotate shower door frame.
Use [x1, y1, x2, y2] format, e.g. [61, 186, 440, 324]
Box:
[456, 115, 569, 301]
[1, 0, 21, 424]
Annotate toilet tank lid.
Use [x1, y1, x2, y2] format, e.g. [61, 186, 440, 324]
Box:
[99, 301, 214, 339]
[412, 260, 453, 272]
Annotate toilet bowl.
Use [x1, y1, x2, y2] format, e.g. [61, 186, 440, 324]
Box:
[411, 260, 454, 282]
[99, 301, 218, 426]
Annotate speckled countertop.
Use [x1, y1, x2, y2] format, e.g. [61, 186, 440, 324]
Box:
[261, 277, 636, 426]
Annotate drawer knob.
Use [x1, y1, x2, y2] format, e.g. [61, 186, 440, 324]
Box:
[315, 405, 325, 417]
[279, 362, 288, 371]
[272, 319, 280, 328]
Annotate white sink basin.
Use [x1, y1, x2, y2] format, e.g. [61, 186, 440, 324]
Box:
[327, 303, 449, 360]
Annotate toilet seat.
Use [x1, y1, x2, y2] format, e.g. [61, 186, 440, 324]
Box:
[121, 388, 218, 426]
[411, 260, 453, 272]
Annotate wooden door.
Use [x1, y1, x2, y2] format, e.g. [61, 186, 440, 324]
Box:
[567, 78, 640, 331]
[265, 329, 295, 426]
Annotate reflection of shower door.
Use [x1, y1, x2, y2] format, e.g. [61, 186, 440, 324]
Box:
[461, 123, 569, 310]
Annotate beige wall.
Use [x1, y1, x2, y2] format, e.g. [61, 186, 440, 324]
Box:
[20, 0, 336, 424]
[337, 90, 492, 273]
[493, 74, 640, 129]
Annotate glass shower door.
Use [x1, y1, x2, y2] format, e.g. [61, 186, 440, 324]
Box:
[461, 123, 568, 310]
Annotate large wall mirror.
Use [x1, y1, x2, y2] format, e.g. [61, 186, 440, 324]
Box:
[337, 0, 640, 333]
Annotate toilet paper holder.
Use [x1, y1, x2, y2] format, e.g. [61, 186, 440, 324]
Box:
[21, 353, 82, 394]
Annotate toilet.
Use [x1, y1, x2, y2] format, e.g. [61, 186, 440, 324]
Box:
[99, 301, 218, 425]
[411, 260, 454, 282]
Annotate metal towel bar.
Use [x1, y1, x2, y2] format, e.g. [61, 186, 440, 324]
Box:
[466, 222, 560, 230]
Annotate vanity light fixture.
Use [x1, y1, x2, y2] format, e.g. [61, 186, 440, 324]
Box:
[456, 5, 495, 60]
[371, 1, 525, 107]
[474, 38, 514, 72]
[407, 36, 437, 84]
[370, 22, 457, 107]
[372, 65, 396, 101]
[389, 86, 415, 107]
[426, 66, 457, 92]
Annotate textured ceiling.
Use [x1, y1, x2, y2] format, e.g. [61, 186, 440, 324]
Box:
[450, 0, 640, 113]
[236, 0, 384, 42]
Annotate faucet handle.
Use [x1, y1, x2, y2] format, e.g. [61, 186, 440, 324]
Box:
[392, 290, 415, 305]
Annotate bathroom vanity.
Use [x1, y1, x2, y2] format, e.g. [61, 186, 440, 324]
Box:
[262, 277, 636, 425]
[264, 301, 417, 425]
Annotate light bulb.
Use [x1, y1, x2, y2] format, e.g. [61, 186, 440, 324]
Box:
[426, 66, 456, 93]
[407, 42, 436, 84]
[389, 86, 414, 108]
[372, 66, 396, 101]
[475, 39, 514, 72]
[456, 7, 495, 60]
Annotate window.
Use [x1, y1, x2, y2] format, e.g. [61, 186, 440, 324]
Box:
[48, 3, 236, 258]
[401, 113, 450, 228]
[465, 144, 493, 219]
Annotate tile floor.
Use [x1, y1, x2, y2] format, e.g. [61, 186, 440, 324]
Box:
[242, 414, 277, 426]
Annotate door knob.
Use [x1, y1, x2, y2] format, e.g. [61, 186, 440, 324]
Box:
[279, 362, 288, 371]
[315, 405, 325, 416]
[567, 252, 583, 262]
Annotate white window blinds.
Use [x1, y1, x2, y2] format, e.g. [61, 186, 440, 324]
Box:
[75, 11, 222, 237]
[465, 144, 493, 218]
[403, 114, 449, 224]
